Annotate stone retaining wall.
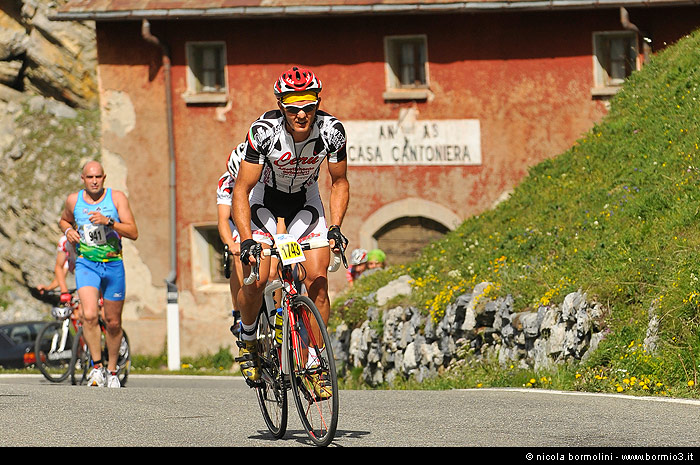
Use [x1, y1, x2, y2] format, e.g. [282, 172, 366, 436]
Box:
[332, 278, 607, 386]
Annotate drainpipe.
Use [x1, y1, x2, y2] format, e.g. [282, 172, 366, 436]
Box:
[141, 19, 180, 371]
[620, 7, 652, 65]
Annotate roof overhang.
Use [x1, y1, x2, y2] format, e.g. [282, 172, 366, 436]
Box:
[50, 0, 700, 21]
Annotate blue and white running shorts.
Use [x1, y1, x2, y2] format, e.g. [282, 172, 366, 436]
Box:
[75, 257, 126, 301]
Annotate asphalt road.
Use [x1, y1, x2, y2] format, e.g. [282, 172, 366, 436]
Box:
[2, 374, 700, 451]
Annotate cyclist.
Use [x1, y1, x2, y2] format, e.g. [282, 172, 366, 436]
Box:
[59, 160, 138, 388]
[218, 142, 285, 333]
[232, 66, 349, 395]
[217, 142, 246, 315]
[36, 234, 77, 305]
[346, 248, 368, 286]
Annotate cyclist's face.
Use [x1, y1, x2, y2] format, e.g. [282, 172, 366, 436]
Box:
[280, 99, 318, 141]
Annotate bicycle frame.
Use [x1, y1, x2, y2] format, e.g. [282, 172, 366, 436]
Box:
[256, 239, 340, 377]
[47, 298, 80, 355]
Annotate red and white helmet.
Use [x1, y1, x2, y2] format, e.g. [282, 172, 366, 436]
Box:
[273, 66, 322, 99]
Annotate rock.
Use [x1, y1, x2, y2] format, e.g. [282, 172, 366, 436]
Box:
[376, 274, 413, 306]
[0, 0, 97, 108]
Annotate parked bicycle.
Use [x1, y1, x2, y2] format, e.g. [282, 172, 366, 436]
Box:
[239, 234, 345, 447]
[34, 290, 81, 383]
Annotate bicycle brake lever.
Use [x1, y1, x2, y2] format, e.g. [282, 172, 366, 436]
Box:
[223, 244, 231, 279]
[242, 244, 262, 285]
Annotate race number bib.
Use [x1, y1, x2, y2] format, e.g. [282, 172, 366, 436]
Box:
[83, 223, 107, 246]
[273, 234, 305, 266]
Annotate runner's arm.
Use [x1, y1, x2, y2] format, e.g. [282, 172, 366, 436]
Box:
[111, 190, 138, 240]
[59, 193, 79, 244]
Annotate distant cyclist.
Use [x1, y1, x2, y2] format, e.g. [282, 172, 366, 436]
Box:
[36, 234, 77, 305]
[59, 161, 138, 388]
[346, 248, 368, 286]
[232, 66, 349, 389]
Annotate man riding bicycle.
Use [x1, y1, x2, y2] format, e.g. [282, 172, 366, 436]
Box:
[232, 66, 349, 389]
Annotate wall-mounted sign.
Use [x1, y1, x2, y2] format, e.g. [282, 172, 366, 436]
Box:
[343, 119, 481, 166]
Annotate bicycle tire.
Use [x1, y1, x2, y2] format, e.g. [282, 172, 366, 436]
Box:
[69, 326, 88, 385]
[69, 326, 131, 387]
[117, 330, 131, 386]
[35, 320, 75, 383]
[255, 304, 288, 438]
[287, 295, 339, 447]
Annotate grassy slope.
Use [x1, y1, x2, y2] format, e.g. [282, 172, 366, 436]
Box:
[334, 29, 700, 397]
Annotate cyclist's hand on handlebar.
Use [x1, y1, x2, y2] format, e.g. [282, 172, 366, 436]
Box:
[327, 225, 348, 253]
[327, 225, 349, 269]
[240, 239, 262, 266]
[60, 292, 72, 305]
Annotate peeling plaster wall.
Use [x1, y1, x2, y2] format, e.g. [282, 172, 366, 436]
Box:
[92, 9, 700, 356]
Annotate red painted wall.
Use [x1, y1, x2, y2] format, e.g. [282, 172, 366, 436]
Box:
[96, 7, 700, 297]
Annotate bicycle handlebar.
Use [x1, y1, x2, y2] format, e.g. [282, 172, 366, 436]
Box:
[243, 240, 345, 285]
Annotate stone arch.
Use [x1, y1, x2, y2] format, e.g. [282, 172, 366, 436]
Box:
[359, 198, 462, 265]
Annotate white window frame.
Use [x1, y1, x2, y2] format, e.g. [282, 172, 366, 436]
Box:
[184, 41, 228, 104]
[383, 34, 430, 101]
[592, 31, 639, 97]
[190, 223, 228, 289]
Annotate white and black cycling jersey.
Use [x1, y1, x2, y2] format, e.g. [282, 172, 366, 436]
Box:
[226, 142, 246, 179]
[216, 171, 234, 206]
[240, 109, 347, 194]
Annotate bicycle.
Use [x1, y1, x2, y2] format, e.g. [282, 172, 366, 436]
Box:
[238, 233, 346, 447]
[34, 290, 81, 383]
[69, 311, 131, 386]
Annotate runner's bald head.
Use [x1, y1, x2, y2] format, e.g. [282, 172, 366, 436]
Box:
[82, 160, 104, 176]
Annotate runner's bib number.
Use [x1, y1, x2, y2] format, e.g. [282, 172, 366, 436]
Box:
[273, 234, 305, 266]
[83, 223, 107, 246]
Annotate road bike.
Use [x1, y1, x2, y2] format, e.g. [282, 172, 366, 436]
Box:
[34, 290, 131, 386]
[34, 290, 81, 383]
[238, 234, 346, 447]
[69, 313, 131, 386]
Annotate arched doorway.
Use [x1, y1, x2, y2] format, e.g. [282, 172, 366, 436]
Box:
[374, 216, 449, 266]
[359, 197, 462, 266]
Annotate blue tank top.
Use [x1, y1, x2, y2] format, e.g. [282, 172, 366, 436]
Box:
[73, 188, 122, 262]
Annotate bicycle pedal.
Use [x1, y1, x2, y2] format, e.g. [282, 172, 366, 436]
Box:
[244, 377, 263, 389]
[229, 323, 241, 339]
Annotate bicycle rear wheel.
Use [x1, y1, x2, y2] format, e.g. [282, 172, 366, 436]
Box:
[287, 295, 339, 447]
[35, 320, 75, 383]
[69, 326, 88, 385]
[255, 305, 288, 438]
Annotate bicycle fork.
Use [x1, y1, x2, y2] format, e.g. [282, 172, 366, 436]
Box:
[52, 319, 71, 354]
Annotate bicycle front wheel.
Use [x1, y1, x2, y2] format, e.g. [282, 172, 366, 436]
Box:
[255, 305, 288, 438]
[287, 296, 339, 447]
[35, 320, 75, 383]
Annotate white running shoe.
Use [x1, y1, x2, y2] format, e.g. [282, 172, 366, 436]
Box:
[106, 371, 121, 388]
[87, 366, 106, 387]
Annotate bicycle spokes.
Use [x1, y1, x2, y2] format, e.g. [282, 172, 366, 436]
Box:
[287, 296, 338, 446]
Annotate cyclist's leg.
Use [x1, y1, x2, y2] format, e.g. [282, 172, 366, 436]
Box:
[101, 261, 126, 374]
[235, 203, 275, 381]
[287, 200, 332, 375]
[286, 194, 332, 325]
